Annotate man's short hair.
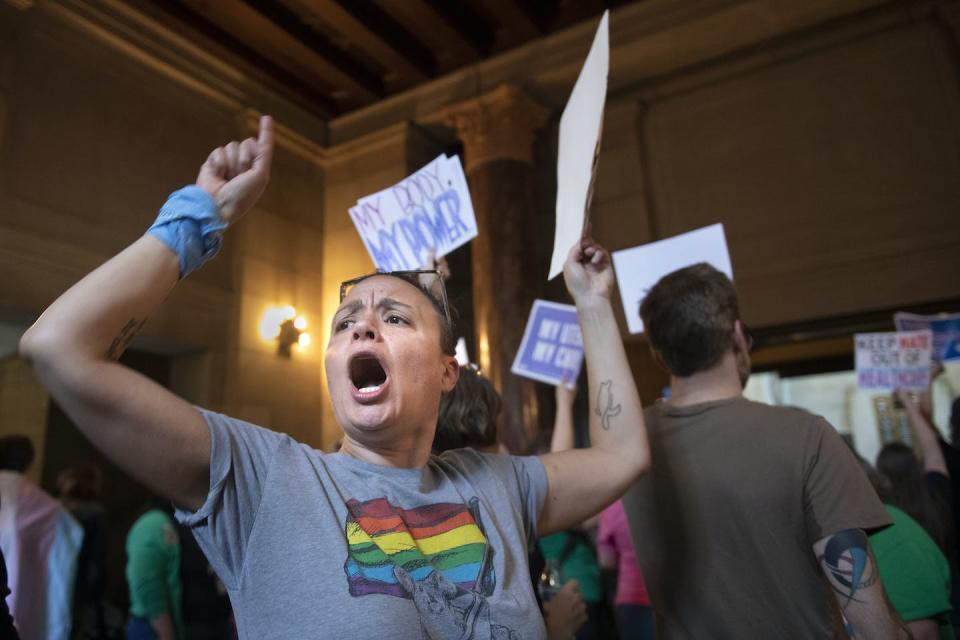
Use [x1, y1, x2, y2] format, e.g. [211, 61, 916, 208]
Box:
[434, 366, 500, 453]
[0, 435, 35, 473]
[639, 262, 740, 377]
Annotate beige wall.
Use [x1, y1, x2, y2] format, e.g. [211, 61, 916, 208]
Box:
[0, 1, 330, 460]
[0, 0, 958, 464]
[0, 356, 48, 485]
[635, 17, 960, 328]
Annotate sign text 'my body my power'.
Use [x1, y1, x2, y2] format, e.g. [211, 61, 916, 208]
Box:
[511, 300, 584, 387]
[349, 154, 478, 272]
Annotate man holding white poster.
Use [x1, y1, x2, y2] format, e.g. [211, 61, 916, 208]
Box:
[618, 262, 906, 638]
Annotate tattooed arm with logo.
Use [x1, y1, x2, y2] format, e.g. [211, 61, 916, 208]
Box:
[537, 238, 651, 537]
[814, 528, 909, 638]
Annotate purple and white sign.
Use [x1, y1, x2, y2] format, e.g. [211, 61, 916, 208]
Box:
[349, 154, 478, 272]
[511, 300, 583, 387]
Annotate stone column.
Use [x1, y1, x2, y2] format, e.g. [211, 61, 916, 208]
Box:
[441, 84, 550, 453]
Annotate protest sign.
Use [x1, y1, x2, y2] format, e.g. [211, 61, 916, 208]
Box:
[549, 10, 609, 280]
[511, 300, 583, 387]
[855, 330, 933, 391]
[454, 337, 470, 367]
[611, 224, 733, 334]
[349, 154, 478, 272]
[894, 312, 960, 362]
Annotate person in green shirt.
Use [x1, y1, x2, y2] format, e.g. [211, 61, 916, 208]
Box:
[867, 494, 953, 639]
[538, 530, 602, 601]
[125, 509, 183, 640]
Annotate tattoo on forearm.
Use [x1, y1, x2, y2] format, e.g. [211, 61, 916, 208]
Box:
[106, 318, 146, 360]
[819, 529, 878, 611]
[594, 380, 622, 430]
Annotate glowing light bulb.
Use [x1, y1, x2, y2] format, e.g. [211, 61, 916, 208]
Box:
[260, 305, 299, 341]
[298, 332, 312, 348]
[294, 316, 308, 331]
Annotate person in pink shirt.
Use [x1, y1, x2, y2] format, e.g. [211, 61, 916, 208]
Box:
[597, 500, 654, 639]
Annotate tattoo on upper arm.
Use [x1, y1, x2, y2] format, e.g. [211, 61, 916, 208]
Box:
[818, 529, 879, 611]
[106, 318, 146, 360]
[594, 380, 622, 431]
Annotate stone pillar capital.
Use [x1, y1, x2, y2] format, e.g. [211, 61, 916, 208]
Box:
[440, 84, 549, 173]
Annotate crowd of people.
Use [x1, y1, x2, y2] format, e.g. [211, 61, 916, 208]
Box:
[0, 436, 233, 640]
[3, 116, 958, 639]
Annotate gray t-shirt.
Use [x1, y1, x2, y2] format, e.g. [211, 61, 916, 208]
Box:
[176, 410, 549, 640]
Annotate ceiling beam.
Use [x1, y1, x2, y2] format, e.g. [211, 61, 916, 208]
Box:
[240, 0, 383, 101]
[145, 0, 339, 118]
[421, 0, 494, 57]
[472, 0, 544, 41]
[289, 0, 436, 83]
[386, 0, 493, 63]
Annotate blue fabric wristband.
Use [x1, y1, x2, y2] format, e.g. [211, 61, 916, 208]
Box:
[146, 186, 226, 279]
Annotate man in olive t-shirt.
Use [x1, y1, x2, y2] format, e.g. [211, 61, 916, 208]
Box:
[622, 263, 905, 639]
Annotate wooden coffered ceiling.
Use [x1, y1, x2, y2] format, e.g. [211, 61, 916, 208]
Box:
[128, 0, 637, 119]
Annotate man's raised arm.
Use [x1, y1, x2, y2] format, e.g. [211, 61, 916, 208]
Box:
[537, 238, 650, 536]
[19, 116, 274, 511]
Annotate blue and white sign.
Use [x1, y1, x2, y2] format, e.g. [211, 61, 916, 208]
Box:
[349, 154, 478, 272]
[894, 312, 960, 362]
[511, 300, 583, 387]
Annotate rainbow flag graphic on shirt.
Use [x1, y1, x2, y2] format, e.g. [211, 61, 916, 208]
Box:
[344, 497, 493, 598]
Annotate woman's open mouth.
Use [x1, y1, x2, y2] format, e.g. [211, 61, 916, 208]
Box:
[349, 353, 389, 402]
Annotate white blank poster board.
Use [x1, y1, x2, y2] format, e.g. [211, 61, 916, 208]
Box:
[611, 224, 733, 334]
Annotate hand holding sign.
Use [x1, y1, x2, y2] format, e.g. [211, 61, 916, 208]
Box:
[556, 374, 577, 404]
[564, 237, 614, 306]
[425, 250, 452, 281]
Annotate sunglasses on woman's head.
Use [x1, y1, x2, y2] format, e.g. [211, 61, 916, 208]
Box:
[339, 270, 451, 326]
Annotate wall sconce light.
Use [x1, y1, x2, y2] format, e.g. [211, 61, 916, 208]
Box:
[260, 305, 310, 357]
